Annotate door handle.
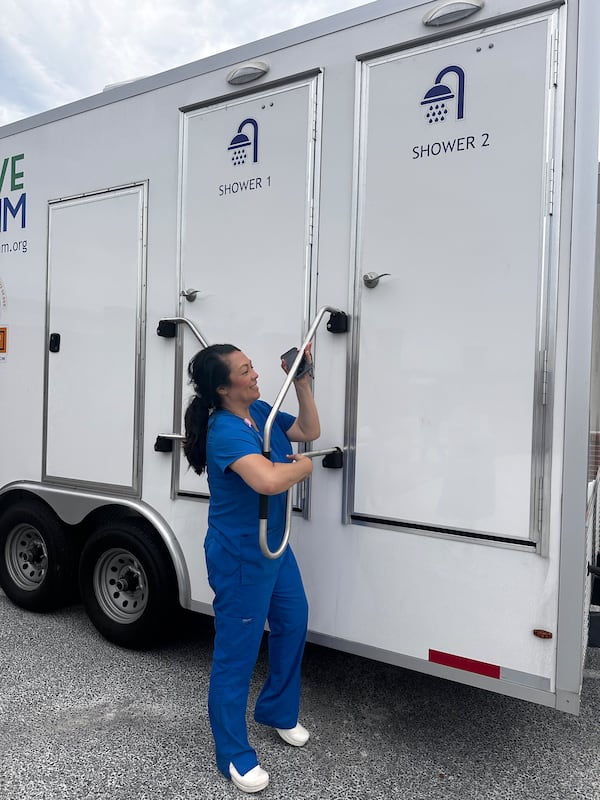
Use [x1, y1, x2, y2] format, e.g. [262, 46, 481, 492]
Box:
[363, 272, 391, 289]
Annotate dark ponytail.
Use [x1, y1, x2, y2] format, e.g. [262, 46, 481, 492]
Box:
[183, 344, 240, 475]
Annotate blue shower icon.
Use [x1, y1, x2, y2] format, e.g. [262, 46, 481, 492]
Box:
[421, 65, 465, 123]
[228, 118, 259, 165]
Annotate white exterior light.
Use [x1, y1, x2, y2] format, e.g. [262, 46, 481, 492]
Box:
[423, 0, 484, 27]
[226, 61, 270, 85]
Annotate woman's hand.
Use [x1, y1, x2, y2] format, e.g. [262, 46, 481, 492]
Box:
[286, 453, 312, 465]
[284, 342, 320, 443]
[230, 452, 313, 495]
[281, 343, 313, 382]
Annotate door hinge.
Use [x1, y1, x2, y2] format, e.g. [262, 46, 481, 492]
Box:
[308, 198, 315, 246]
[311, 91, 319, 141]
[551, 30, 559, 87]
[537, 476, 544, 533]
[540, 349, 549, 405]
[546, 159, 555, 216]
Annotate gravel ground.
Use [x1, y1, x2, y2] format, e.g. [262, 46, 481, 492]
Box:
[1, 590, 599, 800]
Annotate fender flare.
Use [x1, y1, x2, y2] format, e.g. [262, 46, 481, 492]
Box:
[0, 481, 191, 609]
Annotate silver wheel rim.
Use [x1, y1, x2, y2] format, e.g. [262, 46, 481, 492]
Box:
[5, 524, 49, 591]
[93, 548, 148, 624]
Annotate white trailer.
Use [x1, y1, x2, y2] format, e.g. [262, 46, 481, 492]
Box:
[0, 0, 598, 714]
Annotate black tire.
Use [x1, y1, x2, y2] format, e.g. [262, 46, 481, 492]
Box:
[78, 518, 178, 649]
[593, 553, 600, 607]
[0, 500, 74, 611]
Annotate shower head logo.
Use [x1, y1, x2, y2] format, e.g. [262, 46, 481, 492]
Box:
[228, 118, 259, 166]
[421, 65, 465, 124]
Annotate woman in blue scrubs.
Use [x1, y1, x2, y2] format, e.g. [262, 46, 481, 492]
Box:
[183, 343, 320, 793]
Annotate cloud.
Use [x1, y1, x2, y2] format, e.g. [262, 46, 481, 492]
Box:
[0, 0, 365, 126]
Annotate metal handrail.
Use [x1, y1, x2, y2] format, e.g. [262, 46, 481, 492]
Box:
[156, 317, 209, 443]
[258, 306, 342, 560]
[160, 317, 210, 348]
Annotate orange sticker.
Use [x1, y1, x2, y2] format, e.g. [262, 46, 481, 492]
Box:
[0, 327, 6, 353]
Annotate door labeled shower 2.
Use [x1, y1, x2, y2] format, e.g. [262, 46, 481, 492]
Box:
[350, 15, 558, 543]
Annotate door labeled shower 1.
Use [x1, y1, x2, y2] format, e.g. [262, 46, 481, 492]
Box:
[177, 76, 320, 494]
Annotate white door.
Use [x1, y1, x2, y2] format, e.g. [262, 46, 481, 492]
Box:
[351, 15, 558, 542]
[177, 77, 319, 494]
[45, 185, 147, 491]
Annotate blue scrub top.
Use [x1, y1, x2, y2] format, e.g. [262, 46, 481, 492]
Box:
[206, 400, 296, 583]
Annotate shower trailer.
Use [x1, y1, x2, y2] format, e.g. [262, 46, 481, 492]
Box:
[0, 0, 599, 714]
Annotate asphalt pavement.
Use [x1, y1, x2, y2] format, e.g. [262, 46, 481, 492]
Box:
[1, 590, 599, 800]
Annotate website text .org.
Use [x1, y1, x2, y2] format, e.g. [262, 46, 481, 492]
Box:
[1, 239, 27, 254]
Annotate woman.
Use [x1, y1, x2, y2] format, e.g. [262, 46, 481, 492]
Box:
[183, 343, 320, 793]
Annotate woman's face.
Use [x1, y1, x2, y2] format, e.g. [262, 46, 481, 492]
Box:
[222, 351, 260, 407]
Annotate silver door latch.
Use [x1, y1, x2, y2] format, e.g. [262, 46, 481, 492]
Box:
[362, 272, 391, 289]
[180, 288, 200, 302]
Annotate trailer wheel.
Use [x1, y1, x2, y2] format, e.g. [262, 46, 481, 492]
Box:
[79, 519, 177, 649]
[0, 501, 73, 611]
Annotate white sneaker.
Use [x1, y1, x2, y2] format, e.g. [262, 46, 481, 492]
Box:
[229, 763, 269, 793]
[275, 722, 310, 747]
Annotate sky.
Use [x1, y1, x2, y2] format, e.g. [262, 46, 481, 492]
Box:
[0, 0, 369, 128]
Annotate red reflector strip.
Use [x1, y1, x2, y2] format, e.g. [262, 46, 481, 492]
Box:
[429, 649, 501, 679]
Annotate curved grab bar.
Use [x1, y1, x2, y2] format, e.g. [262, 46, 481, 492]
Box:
[259, 487, 295, 560]
[259, 306, 343, 559]
[159, 317, 210, 348]
[258, 447, 343, 559]
[155, 317, 209, 454]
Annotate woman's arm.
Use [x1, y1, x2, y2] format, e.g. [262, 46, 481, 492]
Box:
[230, 452, 313, 495]
[286, 378, 320, 442]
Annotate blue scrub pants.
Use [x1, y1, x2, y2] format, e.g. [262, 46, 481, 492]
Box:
[205, 538, 309, 778]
